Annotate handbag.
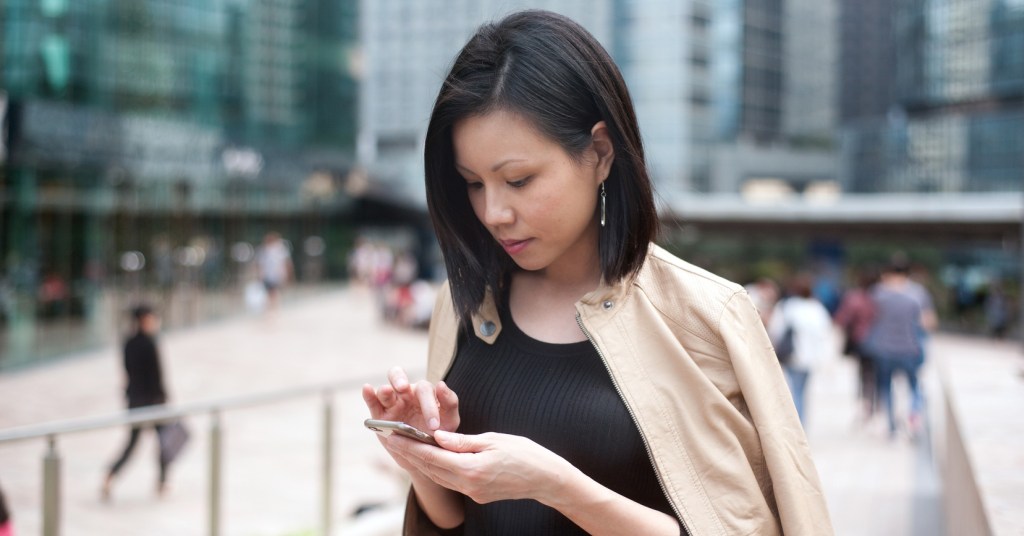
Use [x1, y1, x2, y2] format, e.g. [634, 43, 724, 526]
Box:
[774, 326, 795, 365]
[772, 299, 795, 365]
[158, 420, 191, 465]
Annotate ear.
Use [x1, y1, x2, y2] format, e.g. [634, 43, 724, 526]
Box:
[590, 121, 615, 184]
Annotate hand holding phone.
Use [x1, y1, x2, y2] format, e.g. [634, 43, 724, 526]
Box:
[364, 419, 438, 446]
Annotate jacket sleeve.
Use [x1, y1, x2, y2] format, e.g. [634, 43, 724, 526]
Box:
[720, 290, 835, 535]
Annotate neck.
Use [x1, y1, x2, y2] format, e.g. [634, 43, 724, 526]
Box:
[525, 250, 602, 300]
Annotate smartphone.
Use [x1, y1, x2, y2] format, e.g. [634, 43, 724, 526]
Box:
[364, 419, 438, 446]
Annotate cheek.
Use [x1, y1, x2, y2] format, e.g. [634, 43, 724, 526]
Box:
[467, 192, 486, 222]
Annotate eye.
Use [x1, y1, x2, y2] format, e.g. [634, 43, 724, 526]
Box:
[508, 176, 533, 188]
[466, 181, 483, 191]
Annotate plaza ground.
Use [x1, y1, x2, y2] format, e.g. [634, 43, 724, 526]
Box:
[2, 285, 1015, 535]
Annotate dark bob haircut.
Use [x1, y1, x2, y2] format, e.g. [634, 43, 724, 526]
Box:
[424, 10, 658, 325]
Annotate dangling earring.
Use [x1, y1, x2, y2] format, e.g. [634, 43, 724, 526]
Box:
[600, 182, 607, 228]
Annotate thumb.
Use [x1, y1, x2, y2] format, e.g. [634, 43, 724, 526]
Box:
[433, 430, 487, 453]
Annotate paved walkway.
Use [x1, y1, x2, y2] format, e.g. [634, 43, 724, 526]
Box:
[0, 285, 1006, 535]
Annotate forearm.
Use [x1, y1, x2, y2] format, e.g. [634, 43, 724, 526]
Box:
[410, 472, 464, 529]
[540, 463, 679, 536]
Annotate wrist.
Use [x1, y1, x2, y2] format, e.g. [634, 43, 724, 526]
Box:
[536, 457, 594, 510]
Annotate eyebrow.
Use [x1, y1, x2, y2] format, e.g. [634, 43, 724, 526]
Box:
[455, 158, 527, 175]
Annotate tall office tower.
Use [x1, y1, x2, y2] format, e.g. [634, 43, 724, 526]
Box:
[838, 0, 895, 122]
[739, 0, 784, 142]
[227, 0, 360, 148]
[840, 0, 1024, 193]
[613, 0, 692, 193]
[837, 0, 896, 193]
[357, 0, 612, 204]
[694, 0, 838, 194]
[783, 0, 838, 144]
[243, 0, 305, 146]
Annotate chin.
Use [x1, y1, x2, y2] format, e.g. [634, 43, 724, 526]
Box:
[509, 257, 549, 273]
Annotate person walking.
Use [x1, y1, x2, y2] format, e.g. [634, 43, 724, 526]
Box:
[769, 274, 835, 425]
[101, 304, 171, 501]
[256, 232, 293, 311]
[362, 10, 832, 536]
[0, 482, 13, 536]
[834, 268, 880, 421]
[863, 261, 927, 438]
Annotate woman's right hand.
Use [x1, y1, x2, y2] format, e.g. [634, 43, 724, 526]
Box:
[362, 366, 460, 439]
[363, 367, 466, 529]
[362, 367, 460, 474]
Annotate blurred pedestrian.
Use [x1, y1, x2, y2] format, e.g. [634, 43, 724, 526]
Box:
[863, 261, 927, 438]
[0, 482, 12, 536]
[769, 274, 835, 425]
[834, 267, 880, 421]
[348, 237, 375, 285]
[984, 279, 1010, 339]
[101, 304, 172, 501]
[362, 10, 832, 535]
[256, 232, 293, 311]
[745, 277, 780, 328]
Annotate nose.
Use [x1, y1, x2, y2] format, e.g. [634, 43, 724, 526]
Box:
[481, 188, 514, 227]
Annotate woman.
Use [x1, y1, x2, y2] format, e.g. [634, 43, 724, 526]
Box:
[363, 10, 832, 535]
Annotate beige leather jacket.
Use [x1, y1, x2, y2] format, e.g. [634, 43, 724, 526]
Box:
[405, 244, 834, 535]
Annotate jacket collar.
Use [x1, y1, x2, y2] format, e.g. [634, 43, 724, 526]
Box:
[467, 252, 645, 345]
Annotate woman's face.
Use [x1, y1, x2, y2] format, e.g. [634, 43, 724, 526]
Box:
[452, 110, 613, 278]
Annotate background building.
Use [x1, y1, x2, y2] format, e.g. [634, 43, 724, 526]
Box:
[1, 0, 1021, 366]
[358, 0, 840, 200]
[356, 0, 612, 205]
[840, 0, 1024, 193]
[0, 0, 360, 367]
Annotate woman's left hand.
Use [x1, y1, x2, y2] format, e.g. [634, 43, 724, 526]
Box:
[385, 430, 573, 506]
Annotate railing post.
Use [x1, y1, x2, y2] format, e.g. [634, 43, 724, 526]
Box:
[321, 392, 334, 536]
[42, 435, 61, 536]
[209, 410, 222, 536]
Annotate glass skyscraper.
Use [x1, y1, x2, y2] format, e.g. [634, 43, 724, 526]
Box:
[840, 0, 1024, 193]
[0, 0, 360, 367]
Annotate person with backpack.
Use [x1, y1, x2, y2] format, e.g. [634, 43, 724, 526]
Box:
[769, 274, 835, 425]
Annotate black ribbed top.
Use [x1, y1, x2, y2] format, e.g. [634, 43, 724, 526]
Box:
[443, 302, 677, 535]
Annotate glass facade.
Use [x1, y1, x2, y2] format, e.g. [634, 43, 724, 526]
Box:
[0, 0, 360, 368]
[841, 0, 1024, 193]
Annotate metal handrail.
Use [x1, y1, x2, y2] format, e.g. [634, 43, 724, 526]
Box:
[0, 372, 414, 536]
[0, 377, 372, 444]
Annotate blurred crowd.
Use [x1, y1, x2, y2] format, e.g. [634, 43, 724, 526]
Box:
[347, 237, 438, 330]
[745, 252, 1015, 439]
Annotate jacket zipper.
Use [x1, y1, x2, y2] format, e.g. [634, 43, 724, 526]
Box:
[576, 311, 691, 536]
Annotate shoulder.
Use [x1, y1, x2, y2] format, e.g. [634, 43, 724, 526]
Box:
[630, 244, 751, 339]
[636, 244, 745, 304]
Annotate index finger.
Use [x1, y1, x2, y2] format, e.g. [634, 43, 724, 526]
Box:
[387, 366, 411, 393]
[414, 381, 441, 431]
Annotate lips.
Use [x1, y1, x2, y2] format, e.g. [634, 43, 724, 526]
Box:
[498, 238, 531, 255]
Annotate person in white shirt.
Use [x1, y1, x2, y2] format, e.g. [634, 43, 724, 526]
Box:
[768, 274, 835, 425]
[257, 232, 293, 310]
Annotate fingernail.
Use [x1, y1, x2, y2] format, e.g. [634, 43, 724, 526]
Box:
[429, 418, 440, 430]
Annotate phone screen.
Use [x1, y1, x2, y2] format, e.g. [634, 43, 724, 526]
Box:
[364, 419, 438, 446]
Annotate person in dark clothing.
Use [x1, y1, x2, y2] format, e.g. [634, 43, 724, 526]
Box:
[0, 481, 13, 536]
[101, 304, 170, 501]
